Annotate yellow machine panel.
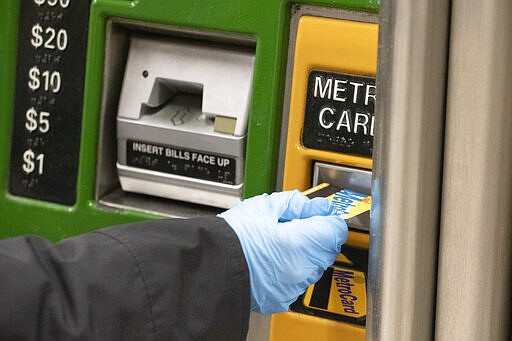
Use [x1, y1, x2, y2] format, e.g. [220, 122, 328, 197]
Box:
[271, 311, 364, 341]
[273, 10, 378, 341]
[282, 16, 378, 192]
[270, 242, 368, 340]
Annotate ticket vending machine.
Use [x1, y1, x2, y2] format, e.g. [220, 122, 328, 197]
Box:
[0, 1, 379, 231]
[272, 7, 377, 340]
[0, 0, 378, 340]
[4, 0, 512, 340]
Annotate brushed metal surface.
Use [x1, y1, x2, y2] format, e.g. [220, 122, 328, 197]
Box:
[312, 162, 372, 196]
[435, 1, 512, 340]
[367, 0, 450, 340]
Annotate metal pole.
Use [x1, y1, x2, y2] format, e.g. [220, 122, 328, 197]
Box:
[367, 1, 450, 340]
[435, 1, 512, 339]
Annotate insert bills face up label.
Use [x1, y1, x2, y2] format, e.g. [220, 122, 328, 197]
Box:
[126, 140, 236, 185]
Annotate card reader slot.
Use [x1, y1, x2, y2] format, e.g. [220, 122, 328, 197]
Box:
[311, 162, 371, 231]
[312, 162, 371, 195]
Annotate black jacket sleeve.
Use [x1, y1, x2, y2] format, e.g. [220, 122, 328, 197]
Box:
[0, 216, 250, 341]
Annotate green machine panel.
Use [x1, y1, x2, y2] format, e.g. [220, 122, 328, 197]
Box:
[0, 0, 377, 241]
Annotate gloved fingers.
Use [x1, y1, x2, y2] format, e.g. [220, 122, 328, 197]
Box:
[261, 266, 326, 314]
[268, 190, 334, 222]
[278, 214, 348, 258]
[289, 266, 325, 296]
[254, 266, 324, 314]
[279, 264, 325, 287]
[267, 190, 308, 222]
[221, 191, 335, 225]
[295, 197, 336, 220]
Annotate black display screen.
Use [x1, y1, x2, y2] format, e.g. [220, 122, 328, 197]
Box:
[302, 70, 376, 157]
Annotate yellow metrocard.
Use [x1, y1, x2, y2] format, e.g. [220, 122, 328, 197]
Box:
[303, 265, 366, 319]
[304, 183, 371, 229]
[328, 189, 371, 219]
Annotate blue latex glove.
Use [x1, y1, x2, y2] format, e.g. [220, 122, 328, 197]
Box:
[218, 190, 348, 314]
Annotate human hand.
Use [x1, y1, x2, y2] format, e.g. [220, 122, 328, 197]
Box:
[218, 190, 348, 314]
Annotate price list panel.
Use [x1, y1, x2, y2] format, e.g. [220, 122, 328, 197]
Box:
[9, 0, 91, 205]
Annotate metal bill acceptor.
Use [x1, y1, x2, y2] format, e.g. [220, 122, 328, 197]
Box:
[116, 34, 255, 208]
